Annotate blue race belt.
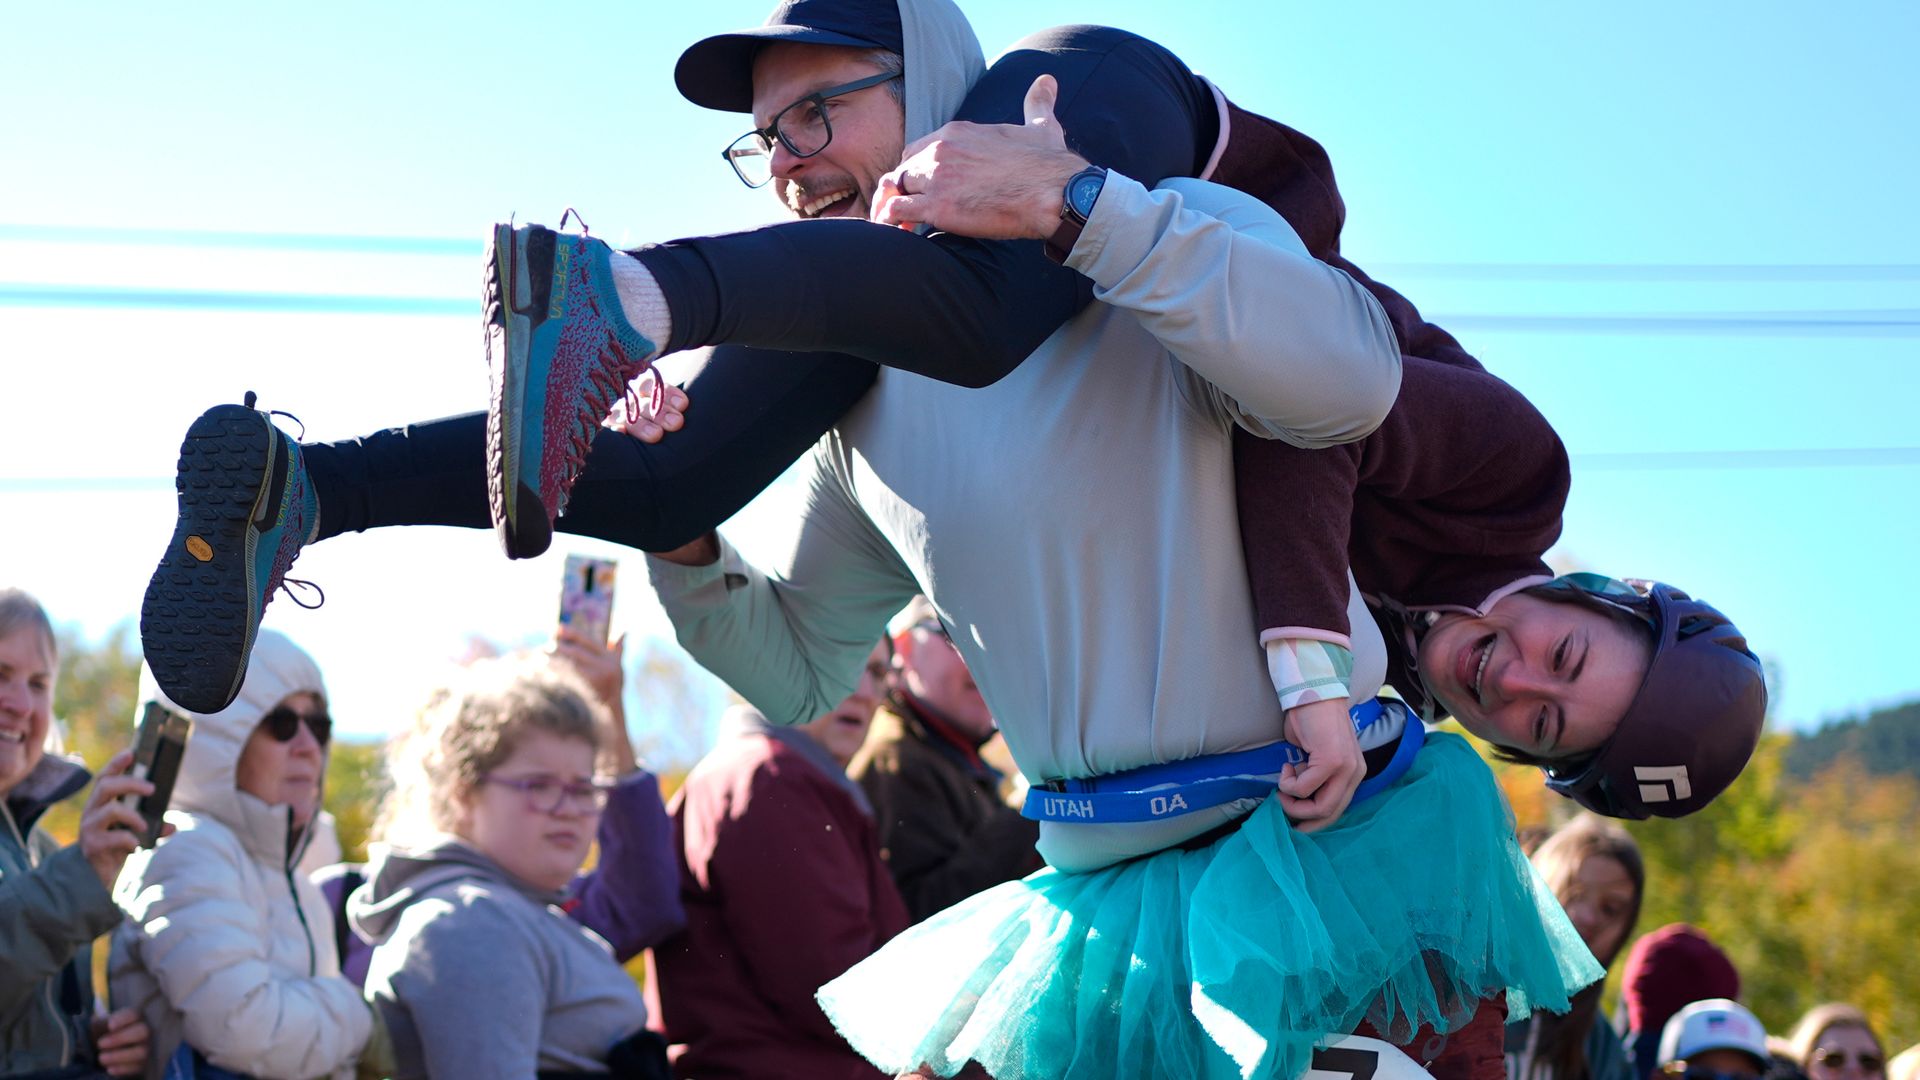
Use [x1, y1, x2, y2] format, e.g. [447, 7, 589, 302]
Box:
[1020, 698, 1424, 824]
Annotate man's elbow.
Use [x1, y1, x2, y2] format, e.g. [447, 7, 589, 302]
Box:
[1259, 342, 1401, 449]
[1321, 341, 1402, 445]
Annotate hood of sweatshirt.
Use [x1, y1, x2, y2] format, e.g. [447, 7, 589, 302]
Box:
[2, 750, 89, 835]
[136, 629, 328, 868]
[348, 836, 570, 945]
[723, 705, 875, 817]
[676, 0, 984, 147]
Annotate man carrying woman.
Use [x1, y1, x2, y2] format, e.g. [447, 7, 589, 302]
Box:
[135, 0, 1766, 1074]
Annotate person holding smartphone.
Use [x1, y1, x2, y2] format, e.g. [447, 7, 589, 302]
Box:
[0, 587, 156, 1079]
[108, 630, 371, 1080]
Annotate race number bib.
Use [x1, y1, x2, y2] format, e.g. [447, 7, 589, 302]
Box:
[1300, 1036, 1431, 1080]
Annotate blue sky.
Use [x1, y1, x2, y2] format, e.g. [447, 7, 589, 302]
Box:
[2, 0, 1915, 752]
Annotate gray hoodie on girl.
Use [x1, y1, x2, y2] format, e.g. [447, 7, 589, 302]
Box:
[350, 838, 649, 1080]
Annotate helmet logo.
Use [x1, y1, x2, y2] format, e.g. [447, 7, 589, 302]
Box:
[1635, 764, 1692, 803]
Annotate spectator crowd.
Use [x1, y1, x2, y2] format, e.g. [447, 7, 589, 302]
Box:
[4, 584, 1911, 1079]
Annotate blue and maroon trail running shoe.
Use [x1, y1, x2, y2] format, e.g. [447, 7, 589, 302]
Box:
[140, 395, 320, 714]
[484, 215, 659, 560]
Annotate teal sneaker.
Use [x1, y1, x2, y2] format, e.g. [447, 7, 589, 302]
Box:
[140, 395, 320, 714]
[484, 215, 659, 559]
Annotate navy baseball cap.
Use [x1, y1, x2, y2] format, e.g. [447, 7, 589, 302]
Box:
[675, 0, 904, 114]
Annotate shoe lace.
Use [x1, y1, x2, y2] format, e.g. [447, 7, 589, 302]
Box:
[554, 208, 668, 423]
[240, 389, 325, 611]
[278, 577, 326, 610]
[530, 219, 666, 516]
[240, 390, 308, 440]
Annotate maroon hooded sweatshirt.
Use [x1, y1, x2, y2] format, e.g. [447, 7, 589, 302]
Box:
[1216, 101, 1571, 715]
[645, 716, 910, 1080]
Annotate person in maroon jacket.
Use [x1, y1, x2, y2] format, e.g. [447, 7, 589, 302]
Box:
[645, 640, 909, 1080]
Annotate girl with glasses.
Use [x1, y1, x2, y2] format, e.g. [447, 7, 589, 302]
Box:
[349, 658, 667, 1080]
[109, 630, 371, 1080]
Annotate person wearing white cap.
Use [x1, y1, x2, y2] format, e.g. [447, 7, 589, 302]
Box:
[1659, 999, 1771, 1080]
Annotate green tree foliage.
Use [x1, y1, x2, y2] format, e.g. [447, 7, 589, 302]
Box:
[1784, 700, 1920, 780]
[1466, 722, 1920, 1052]
[325, 739, 388, 863]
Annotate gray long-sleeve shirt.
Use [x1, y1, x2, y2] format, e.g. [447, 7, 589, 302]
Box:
[650, 174, 1399, 871]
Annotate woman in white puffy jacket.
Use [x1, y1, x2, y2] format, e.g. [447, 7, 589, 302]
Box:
[109, 630, 370, 1080]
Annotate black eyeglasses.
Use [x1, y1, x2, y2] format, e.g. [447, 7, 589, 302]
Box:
[1814, 1051, 1885, 1073]
[722, 70, 901, 189]
[260, 704, 331, 746]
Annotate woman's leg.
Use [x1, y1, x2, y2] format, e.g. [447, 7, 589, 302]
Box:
[304, 346, 879, 552]
[142, 346, 875, 713]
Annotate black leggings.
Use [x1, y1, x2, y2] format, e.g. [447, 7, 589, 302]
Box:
[307, 26, 1217, 548]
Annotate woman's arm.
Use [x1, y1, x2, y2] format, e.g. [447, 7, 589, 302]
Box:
[567, 771, 686, 962]
[0, 841, 120, 1014]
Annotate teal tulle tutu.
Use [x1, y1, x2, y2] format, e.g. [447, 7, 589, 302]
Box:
[817, 732, 1601, 1079]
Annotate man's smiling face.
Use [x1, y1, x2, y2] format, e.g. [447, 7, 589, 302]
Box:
[750, 43, 905, 221]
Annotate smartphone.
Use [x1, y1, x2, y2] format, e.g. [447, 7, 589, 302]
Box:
[559, 555, 619, 645]
[129, 701, 192, 847]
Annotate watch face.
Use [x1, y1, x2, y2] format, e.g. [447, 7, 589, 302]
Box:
[1068, 171, 1106, 218]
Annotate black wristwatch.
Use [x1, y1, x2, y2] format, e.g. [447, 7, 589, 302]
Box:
[1044, 165, 1108, 264]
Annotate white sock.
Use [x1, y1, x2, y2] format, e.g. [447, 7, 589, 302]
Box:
[608, 253, 673, 350]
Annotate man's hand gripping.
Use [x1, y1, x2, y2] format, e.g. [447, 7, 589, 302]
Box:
[871, 75, 1091, 240]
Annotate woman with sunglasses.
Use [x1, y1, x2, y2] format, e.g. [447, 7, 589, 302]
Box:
[348, 657, 666, 1080]
[108, 629, 372, 1080]
[1788, 1005, 1888, 1080]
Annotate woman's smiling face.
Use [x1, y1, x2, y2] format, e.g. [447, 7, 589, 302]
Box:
[0, 626, 55, 797]
[1418, 591, 1650, 760]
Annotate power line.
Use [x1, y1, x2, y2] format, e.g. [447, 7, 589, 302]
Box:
[1443, 312, 1920, 336]
[0, 224, 473, 257]
[4, 284, 1918, 336]
[1571, 447, 1920, 470]
[6, 224, 1920, 284]
[0, 285, 465, 316]
[1378, 262, 1920, 283]
[6, 447, 1917, 495]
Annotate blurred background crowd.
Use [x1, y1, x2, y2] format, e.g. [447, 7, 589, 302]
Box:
[5, 578, 1917, 1079]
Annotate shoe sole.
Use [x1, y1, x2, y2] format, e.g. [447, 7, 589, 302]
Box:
[139, 406, 280, 714]
[485, 224, 554, 560]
